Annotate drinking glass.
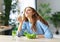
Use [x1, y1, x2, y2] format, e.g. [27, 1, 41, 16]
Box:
[12, 30, 16, 40]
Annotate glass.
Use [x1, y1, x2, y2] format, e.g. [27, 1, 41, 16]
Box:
[12, 30, 16, 40]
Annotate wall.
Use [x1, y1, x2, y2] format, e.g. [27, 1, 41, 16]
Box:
[18, 0, 36, 14]
[0, 0, 60, 14]
[37, 0, 60, 14]
[37, 0, 60, 34]
[0, 0, 3, 12]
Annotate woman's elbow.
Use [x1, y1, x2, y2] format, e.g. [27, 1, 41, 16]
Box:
[44, 34, 53, 39]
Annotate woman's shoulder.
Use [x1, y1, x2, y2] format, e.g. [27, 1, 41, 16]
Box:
[36, 20, 48, 27]
[36, 20, 42, 26]
[36, 20, 42, 24]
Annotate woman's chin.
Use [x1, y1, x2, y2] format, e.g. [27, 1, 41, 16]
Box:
[25, 15, 29, 17]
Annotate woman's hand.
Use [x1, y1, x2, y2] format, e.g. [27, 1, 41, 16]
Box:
[17, 15, 24, 23]
[17, 15, 25, 32]
[37, 35, 44, 38]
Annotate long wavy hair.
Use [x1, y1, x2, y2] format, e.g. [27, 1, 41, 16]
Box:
[23, 7, 49, 32]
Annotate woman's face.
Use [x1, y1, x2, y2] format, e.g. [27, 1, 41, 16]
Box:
[24, 8, 34, 17]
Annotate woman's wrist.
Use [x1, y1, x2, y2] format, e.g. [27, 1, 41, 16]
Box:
[18, 21, 23, 31]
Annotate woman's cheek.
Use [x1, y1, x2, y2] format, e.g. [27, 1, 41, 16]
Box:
[25, 14, 28, 17]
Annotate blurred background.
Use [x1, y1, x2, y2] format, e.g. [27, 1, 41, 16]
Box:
[0, 0, 60, 35]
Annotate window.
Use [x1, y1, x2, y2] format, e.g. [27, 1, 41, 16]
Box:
[18, 0, 36, 14]
[9, 0, 37, 26]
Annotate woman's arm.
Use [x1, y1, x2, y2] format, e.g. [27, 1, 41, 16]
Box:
[17, 22, 26, 37]
[37, 35, 44, 38]
[17, 15, 23, 32]
[18, 22, 23, 32]
[17, 15, 26, 37]
[37, 30, 53, 39]
[37, 20, 53, 38]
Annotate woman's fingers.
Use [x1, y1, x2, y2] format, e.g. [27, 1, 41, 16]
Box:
[17, 15, 24, 23]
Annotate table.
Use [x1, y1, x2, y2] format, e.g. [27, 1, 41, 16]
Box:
[0, 26, 12, 32]
[0, 26, 13, 35]
[0, 35, 60, 42]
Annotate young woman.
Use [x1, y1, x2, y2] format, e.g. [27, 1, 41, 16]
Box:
[17, 7, 53, 38]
